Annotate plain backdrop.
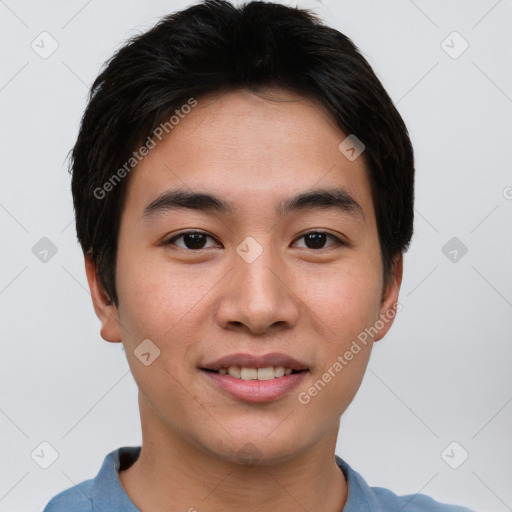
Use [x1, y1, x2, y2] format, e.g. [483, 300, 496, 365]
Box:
[1, 1, 511, 511]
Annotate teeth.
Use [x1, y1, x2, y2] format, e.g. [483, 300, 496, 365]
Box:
[241, 367, 258, 380]
[228, 366, 241, 378]
[218, 366, 297, 380]
[257, 367, 275, 380]
[274, 366, 285, 377]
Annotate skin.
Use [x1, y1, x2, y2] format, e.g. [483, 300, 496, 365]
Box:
[85, 88, 402, 512]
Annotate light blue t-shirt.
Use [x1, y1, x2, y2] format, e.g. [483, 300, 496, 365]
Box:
[43, 446, 475, 511]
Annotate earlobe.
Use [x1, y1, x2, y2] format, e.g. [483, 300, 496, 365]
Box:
[84, 253, 122, 343]
[374, 254, 403, 342]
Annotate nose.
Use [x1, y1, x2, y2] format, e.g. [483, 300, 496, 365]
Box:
[214, 244, 301, 335]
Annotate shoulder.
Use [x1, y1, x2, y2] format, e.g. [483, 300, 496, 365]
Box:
[370, 485, 475, 511]
[42, 479, 95, 512]
[336, 455, 476, 512]
[42, 446, 141, 512]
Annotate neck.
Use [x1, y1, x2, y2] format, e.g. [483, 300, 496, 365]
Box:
[119, 400, 347, 512]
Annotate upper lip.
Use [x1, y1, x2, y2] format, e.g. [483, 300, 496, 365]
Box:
[201, 352, 309, 371]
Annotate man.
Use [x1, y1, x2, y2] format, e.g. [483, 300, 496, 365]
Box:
[43, 1, 475, 510]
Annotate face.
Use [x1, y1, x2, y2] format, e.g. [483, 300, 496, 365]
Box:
[87, 88, 402, 465]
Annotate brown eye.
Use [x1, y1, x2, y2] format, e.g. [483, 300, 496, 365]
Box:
[294, 231, 343, 250]
[166, 231, 219, 250]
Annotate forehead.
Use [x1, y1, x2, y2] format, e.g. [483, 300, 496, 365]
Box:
[122, 88, 374, 223]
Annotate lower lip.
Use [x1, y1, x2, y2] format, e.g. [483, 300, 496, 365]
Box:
[201, 370, 308, 403]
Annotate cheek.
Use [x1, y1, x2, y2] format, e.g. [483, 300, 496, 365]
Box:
[300, 260, 382, 344]
[115, 251, 213, 343]
[296, 269, 378, 420]
[115, 259, 203, 407]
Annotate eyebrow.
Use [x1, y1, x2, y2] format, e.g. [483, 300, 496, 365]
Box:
[142, 187, 365, 222]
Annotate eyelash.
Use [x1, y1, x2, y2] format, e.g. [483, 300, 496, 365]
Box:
[164, 230, 345, 251]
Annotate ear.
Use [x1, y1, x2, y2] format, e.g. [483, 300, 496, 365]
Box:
[84, 253, 122, 343]
[373, 254, 403, 342]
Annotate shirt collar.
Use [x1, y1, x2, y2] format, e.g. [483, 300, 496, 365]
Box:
[92, 446, 372, 512]
[92, 446, 141, 512]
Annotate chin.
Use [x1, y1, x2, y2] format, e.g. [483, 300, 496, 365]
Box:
[200, 429, 310, 467]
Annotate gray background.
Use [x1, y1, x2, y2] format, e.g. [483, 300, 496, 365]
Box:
[1, 0, 511, 511]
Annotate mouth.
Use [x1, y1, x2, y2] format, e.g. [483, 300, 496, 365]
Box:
[199, 352, 310, 402]
[201, 366, 307, 380]
[200, 352, 309, 377]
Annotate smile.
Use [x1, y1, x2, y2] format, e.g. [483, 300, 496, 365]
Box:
[204, 366, 301, 380]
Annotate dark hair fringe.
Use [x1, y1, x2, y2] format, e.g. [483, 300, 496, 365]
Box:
[71, 0, 414, 305]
